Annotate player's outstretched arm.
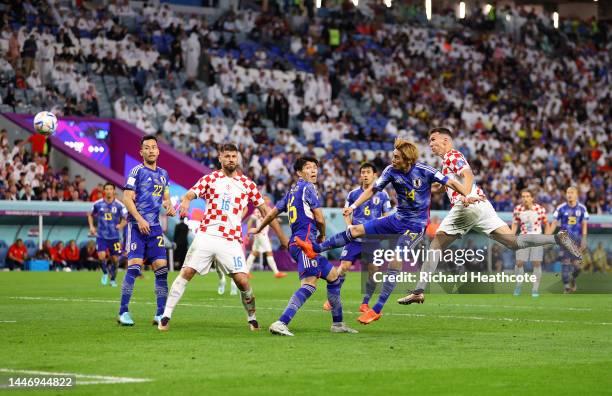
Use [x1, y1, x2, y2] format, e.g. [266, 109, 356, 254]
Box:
[343, 186, 375, 217]
[431, 182, 443, 193]
[545, 220, 558, 235]
[257, 205, 289, 249]
[251, 207, 279, 235]
[179, 191, 197, 218]
[510, 221, 518, 235]
[581, 220, 588, 251]
[123, 190, 150, 234]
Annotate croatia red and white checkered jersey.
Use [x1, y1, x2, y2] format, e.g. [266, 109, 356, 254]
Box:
[250, 208, 270, 238]
[442, 149, 486, 206]
[189, 171, 264, 242]
[513, 203, 547, 235]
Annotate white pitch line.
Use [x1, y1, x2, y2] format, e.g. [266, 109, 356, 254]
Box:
[10, 296, 612, 326]
[0, 321, 16, 323]
[0, 368, 150, 385]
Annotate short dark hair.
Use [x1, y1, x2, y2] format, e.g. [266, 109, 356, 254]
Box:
[429, 127, 453, 138]
[103, 182, 115, 190]
[360, 162, 376, 173]
[294, 156, 319, 172]
[140, 135, 157, 147]
[220, 143, 238, 153]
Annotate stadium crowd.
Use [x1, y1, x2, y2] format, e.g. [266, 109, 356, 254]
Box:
[5, 237, 103, 271]
[0, 1, 610, 215]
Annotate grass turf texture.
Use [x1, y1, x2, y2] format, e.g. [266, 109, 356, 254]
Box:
[1, 271, 611, 395]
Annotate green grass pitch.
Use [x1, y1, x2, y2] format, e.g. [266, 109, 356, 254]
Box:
[1, 271, 611, 395]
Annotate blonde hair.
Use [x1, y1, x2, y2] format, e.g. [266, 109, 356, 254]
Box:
[394, 138, 419, 164]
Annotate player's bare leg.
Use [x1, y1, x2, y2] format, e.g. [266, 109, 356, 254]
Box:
[532, 261, 542, 297]
[245, 250, 258, 278]
[489, 225, 582, 260]
[397, 232, 459, 305]
[158, 266, 197, 331]
[514, 260, 525, 296]
[231, 272, 259, 331]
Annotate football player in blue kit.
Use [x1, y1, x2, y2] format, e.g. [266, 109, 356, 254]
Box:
[295, 139, 471, 324]
[88, 183, 127, 287]
[547, 187, 589, 293]
[117, 136, 176, 326]
[250, 157, 358, 336]
[321, 162, 392, 313]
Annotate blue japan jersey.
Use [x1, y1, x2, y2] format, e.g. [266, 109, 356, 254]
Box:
[372, 163, 448, 229]
[346, 187, 392, 226]
[275, 179, 321, 244]
[91, 199, 127, 240]
[553, 202, 589, 239]
[124, 164, 169, 227]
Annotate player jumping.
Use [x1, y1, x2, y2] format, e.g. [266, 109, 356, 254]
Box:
[295, 139, 470, 324]
[118, 135, 176, 326]
[88, 182, 127, 287]
[511, 189, 548, 297]
[251, 156, 358, 336]
[322, 162, 392, 313]
[396, 127, 583, 304]
[158, 143, 288, 331]
[245, 195, 287, 278]
[546, 186, 589, 293]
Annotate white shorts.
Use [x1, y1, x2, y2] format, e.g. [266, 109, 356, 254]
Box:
[183, 232, 247, 275]
[516, 246, 544, 262]
[252, 235, 272, 252]
[437, 200, 507, 236]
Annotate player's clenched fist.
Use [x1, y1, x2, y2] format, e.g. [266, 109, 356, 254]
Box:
[163, 201, 176, 217]
[179, 200, 190, 218]
[343, 206, 353, 217]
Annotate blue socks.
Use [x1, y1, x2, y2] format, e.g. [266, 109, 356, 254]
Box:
[562, 264, 571, 287]
[327, 275, 345, 323]
[119, 264, 141, 315]
[154, 266, 169, 316]
[317, 230, 354, 253]
[372, 268, 399, 314]
[362, 276, 377, 305]
[109, 263, 117, 281]
[279, 284, 316, 325]
[101, 260, 108, 274]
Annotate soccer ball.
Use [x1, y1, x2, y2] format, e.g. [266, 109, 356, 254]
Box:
[33, 111, 57, 136]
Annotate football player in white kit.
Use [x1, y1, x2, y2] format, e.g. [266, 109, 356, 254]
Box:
[245, 195, 287, 278]
[397, 127, 582, 304]
[511, 189, 548, 297]
[158, 144, 288, 331]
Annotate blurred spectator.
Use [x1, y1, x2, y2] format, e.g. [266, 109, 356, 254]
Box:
[6, 239, 28, 271]
[62, 240, 80, 270]
[79, 240, 99, 271]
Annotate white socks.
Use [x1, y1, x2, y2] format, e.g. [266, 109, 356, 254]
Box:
[532, 266, 542, 293]
[267, 255, 279, 274]
[163, 275, 188, 318]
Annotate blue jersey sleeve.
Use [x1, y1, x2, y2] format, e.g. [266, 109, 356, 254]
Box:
[91, 201, 100, 215]
[373, 166, 393, 192]
[125, 166, 141, 191]
[345, 190, 356, 208]
[382, 191, 392, 213]
[275, 192, 289, 213]
[304, 183, 321, 209]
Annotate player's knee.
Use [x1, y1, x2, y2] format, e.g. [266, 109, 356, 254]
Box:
[348, 225, 364, 238]
[181, 267, 197, 281]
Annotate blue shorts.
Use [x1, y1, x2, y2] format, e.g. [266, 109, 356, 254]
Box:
[289, 245, 333, 280]
[125, 223, 167, 262]
[340, 241, 361, 263]
[96, 238, 122, 257]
